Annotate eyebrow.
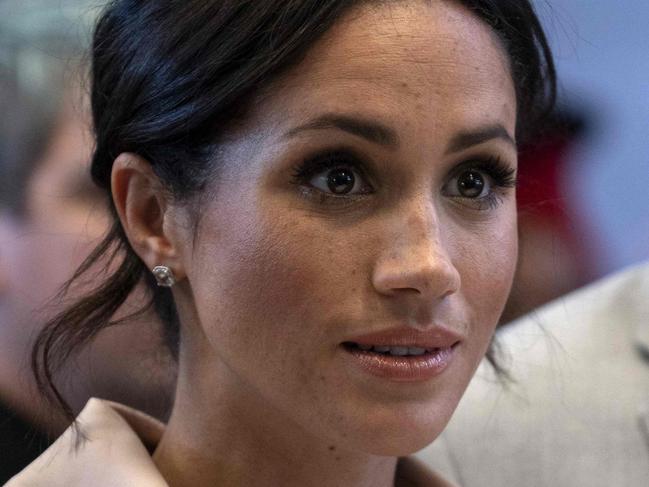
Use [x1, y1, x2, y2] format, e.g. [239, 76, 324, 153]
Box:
[445, 124, 517, 154]
[284, 114, 516, 153]
[284, 114, 400, 148]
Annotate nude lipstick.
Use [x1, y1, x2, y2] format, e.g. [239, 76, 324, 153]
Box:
[341, 326, 462, 382]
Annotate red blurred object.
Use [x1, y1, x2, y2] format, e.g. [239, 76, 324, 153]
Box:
[500, 114, 594, 324]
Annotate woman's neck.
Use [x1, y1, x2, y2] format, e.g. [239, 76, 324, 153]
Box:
[153, 358, 399, 487]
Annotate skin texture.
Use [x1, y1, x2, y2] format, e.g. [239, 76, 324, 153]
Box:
[0, 92, 175, 432]
[113, 1, 518, 486]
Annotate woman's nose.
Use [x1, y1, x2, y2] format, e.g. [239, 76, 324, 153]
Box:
[371, 209, 461, 302]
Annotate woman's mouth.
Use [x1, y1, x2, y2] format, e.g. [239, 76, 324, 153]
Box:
[344, 342, 439, 356]
[340, 326, 462, 382]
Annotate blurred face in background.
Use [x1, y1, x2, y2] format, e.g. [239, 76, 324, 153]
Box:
[2, 95, 106, 319]
[0, 93, 174, 430]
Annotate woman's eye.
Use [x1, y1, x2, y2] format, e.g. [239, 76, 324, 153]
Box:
[309, 166, 365, 195]
[447, 169, 491, 199]
[443, 158, 516, 210]
[290, 150, 373, 201]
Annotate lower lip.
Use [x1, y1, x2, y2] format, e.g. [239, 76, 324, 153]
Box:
[342, 345, 457, 382]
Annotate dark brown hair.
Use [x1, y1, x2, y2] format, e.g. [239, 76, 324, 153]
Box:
[33, 0, 556, 421]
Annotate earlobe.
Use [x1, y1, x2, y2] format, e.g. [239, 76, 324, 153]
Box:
[111, 153, 185, 281]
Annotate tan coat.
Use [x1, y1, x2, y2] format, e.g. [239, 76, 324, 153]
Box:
[6, 398, 455, 486]
[418, 262, 649, 486]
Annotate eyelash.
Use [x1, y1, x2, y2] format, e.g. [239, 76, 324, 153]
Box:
[290, 149, 371, 205]
[445, 157, 517, 211]
[290, 149, 516, 210]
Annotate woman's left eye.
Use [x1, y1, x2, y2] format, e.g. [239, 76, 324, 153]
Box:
[446, 169, 491, 199]
[443, 158, 516, 210]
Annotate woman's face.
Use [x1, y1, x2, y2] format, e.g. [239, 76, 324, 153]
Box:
[175, 1, 517, 455]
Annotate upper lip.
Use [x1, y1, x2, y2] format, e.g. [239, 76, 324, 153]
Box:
[343, 325, 464, 349]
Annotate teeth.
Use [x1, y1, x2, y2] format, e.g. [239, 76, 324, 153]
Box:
[389, 346, 409, 356]
[353, 343, 431, 356]
[408, 347, 427, 356]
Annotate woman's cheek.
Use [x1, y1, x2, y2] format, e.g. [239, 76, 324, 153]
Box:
[452, 212, 517, 337]
[192, 211, 342, 356]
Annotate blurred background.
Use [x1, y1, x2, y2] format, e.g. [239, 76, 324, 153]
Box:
[0, 0, 647, 477]
[0, 2, 175, 480]
[502, 0, 649, 320]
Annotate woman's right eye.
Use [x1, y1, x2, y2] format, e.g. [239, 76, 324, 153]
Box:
[291, 151, 372, 198]
[309, 166, 366, 195]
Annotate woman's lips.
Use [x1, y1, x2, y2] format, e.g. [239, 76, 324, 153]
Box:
[341, 326, 462, 382]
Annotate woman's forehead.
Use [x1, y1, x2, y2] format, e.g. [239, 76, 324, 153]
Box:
[244, 1, 516, 147]
[293, 2, 508, 79]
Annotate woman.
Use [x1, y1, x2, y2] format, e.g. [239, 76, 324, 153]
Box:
[10, 0, 555, 485]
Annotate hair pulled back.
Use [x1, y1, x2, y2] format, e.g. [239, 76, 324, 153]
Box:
[33, 0, 556, 420]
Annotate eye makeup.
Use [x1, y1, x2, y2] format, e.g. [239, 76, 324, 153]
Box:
[443, 156, 517, 211]
[289, 146, 516, 211]
[289, 148, 374, 206]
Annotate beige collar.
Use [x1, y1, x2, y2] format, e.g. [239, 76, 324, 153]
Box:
[7, 398, 452, 486]
[6, 398, 168, 487]
[629, 262, 649, 356]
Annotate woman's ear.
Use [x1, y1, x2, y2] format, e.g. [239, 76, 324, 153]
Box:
[111, 153, 186, 281]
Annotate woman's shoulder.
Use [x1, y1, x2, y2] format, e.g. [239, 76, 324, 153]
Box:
[5, 398, 168, 487]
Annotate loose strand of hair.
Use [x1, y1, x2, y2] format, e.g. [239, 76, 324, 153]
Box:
[31, 228, 148, 424]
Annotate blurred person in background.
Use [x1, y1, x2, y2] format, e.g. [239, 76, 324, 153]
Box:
[528, 0, 649, 274]
[499, 111, 593, 324]
[0, 59, 175, 482]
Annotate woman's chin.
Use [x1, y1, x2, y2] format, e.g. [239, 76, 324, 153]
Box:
[358, 429, 442, 457]
[337, 409, 451, 457]
[370, 437, 438, 457]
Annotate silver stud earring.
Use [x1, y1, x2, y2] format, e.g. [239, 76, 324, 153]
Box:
[152, 265, 176, 287]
